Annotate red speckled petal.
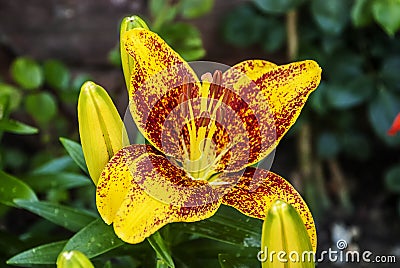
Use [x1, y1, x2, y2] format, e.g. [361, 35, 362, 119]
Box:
[124, 28, 199, 157]
[221, 168, 317, 251]
[96, 144, 222, 244]
[216, 60, 321, 172]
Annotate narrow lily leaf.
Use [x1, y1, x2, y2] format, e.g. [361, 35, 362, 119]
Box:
[181, 205, 261, 247]
[0, 119, 38, 134]
[14, 199, 96, 232]
[60, 137, 89, 174]
[32, 156, 75, 175]
[218, 253, 259, 268]
[0, 171, 38, 207]
[57, 250, 94, 268]
[24, 172, 91, 192]
[63, 219, 124, 258]
[7, 240, 67, 265]
[147, 232, 175, 268]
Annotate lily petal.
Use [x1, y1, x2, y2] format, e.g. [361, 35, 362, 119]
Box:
[218, 60, 321, 171]
[124, 29, 200, 157]
[96, 144, 222, 244]
[220, 167, 316, 251]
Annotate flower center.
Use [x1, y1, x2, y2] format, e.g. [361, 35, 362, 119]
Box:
[177, 71, 233, 180]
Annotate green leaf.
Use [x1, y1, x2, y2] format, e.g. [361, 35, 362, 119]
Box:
[174, 239, 257, 267]
[24, 172, 92, 192]
[32, 156, 75, 174]
[351, 0, 373, 27]
[341, 133, 371, 161]
[218, 253, 259, 268]
[317, 132, 340, 159]
[63, 219, 124, 258]
[150, 0, 167, 18]
[385, 165, 400, 193]
[222, 5, 266, 47]
[60, 137, 89, 174]
[14, 200, 96, 232]
[11, 57, 43, 90]
[0, 171, 38, 207]
[372, 0, 400, 36]
[147, 232, 175, 268]
[381, 56, 400, 92]
[72, 74, 92, 92]
[253, 0, 305, 13]
[326, 76, 374, 109]
[25, 92, 57, 124]
[309, 82, 328, 115]
[260, 17, 286, 53]
[368, 89, 400, 146]
[325, 52, 363, 81]
[0, 83, 21, 112]
[0, 119, 38, 134]
[159, 23, 205, 61]
[108, 45, 122, 67]
[43, 59, 71, 91]
[180, 205, 261, 247]
[7, 240, 67, 265]
[181, 0, 214, 19]
[311, 0, 350, 35]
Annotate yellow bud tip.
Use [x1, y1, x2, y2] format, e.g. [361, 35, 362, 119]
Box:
[122, 15, 149, 31]
[56, 250, 94, 268]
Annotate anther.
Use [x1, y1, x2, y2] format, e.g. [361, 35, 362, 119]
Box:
[210, 70, 222, 97]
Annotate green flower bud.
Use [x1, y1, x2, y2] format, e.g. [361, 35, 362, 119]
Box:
[260, 200, 315, 268]
[120, 15, 149, 90]
[56, 250, 94, 268]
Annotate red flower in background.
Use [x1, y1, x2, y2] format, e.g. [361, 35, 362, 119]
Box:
[388, 113, 400, 136]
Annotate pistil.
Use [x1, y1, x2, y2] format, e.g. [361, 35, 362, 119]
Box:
[178, 70, 232, 181]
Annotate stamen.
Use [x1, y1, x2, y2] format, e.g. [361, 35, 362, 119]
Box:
[210, 70, 222, 98]
[179, 94, 188, 118]
[182, 75, 191, 98]
[198, 111, 211, 127]
[201, 72, 213, 83]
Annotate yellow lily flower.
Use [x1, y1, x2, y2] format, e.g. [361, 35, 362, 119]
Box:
[96, 27, 321, 250]
[78, 81, 127, 184]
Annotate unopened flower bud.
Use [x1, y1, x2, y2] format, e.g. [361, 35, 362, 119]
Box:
[78, 81, 127, 184]
[56, 250, 94, 268]
[261, 200, 314, 268]
[120, 15, 149, 90]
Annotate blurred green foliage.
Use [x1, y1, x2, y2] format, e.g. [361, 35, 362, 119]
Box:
[1, 0, 400, 267]
[222, 0, 400, 217]
[0, 56, 92, 174]
[109, 0, 211, 66]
